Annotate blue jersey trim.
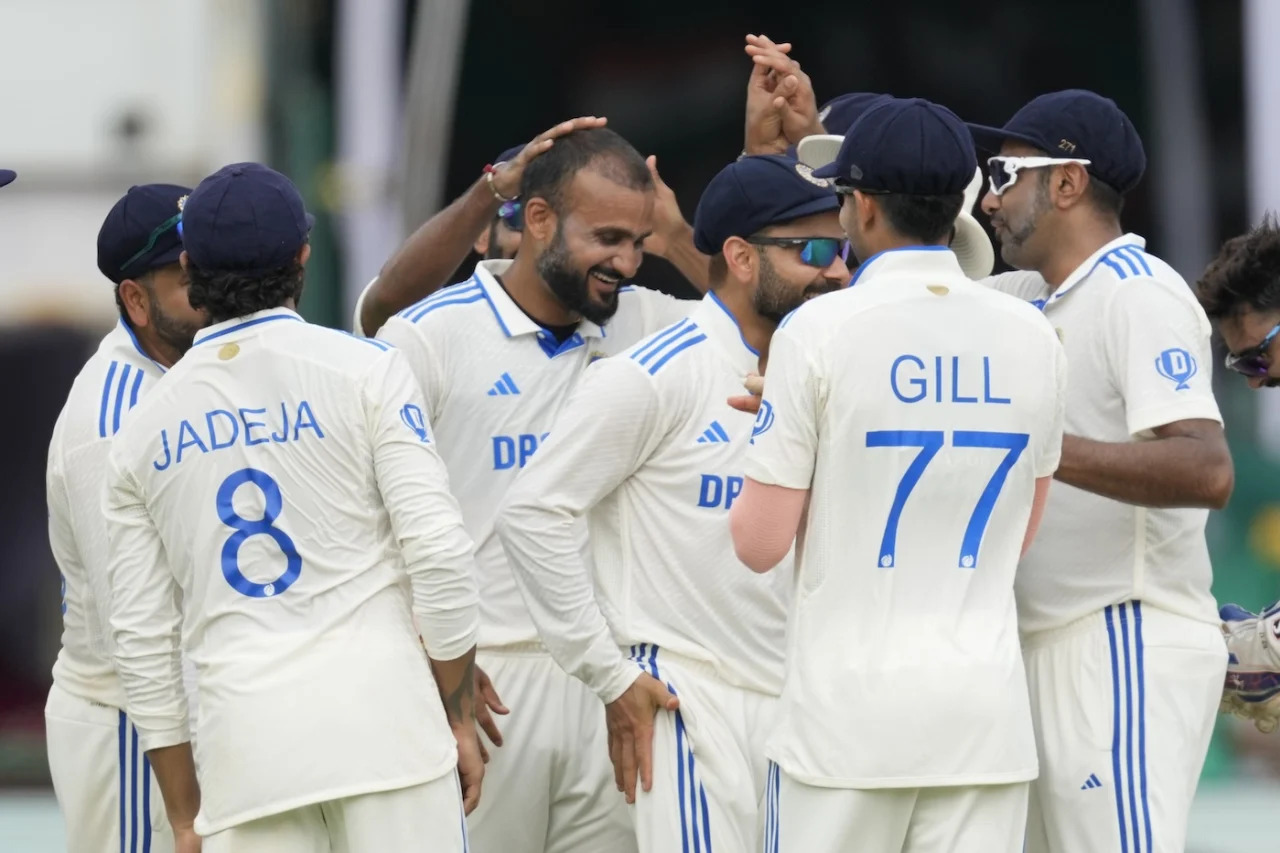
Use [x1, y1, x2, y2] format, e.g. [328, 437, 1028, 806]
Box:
[708, 291, 759, 356]
[194, 313, 303, 346]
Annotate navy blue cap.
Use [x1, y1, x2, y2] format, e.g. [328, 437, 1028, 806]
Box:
[97, 183, 192, 284]
[966, 89, 1145, 194]
[817, 92, 891, 135]
[692, 155, 840, 255]
[812, 97, 976, 196]
[181, 163, 314, 273]
[0, 170, 14, 188]
[495, 145, 524, 165]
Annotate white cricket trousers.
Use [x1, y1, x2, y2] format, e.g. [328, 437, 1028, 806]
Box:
[202, 771, 467, 852]
[627, 644, 778, 853]
[466, 645, 635, 853]
[1021, 600, 1226, 853]
[45, 681, 171, 853]
[764, 767, 1028, 853]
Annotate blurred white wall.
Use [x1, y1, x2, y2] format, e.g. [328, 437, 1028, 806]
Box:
[0, 0, 267, 327]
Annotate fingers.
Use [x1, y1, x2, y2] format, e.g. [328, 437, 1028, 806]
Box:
[619, 732, 639, 803]
[743, 373, 766, 395]
[479, 738, 491, 764]
[478, 669, 509, 715]
[636, 717, 655, 794]
[727, 394, 762, 415]
[746, 33, 793, 53]
[477, 704, 503, 748]
[609, 730, 625, 793]
[645, 154, 666, 187]
[462, 777, 481, 815]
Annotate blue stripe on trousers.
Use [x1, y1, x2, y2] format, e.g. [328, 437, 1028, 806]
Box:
[118, 712, 126, 853]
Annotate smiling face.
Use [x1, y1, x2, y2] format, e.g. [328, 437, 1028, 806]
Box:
[532, 167, 655, 325]
[750, 210, 851, 323]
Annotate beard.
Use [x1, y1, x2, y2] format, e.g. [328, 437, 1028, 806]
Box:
[752, 253, 841, 324]
[148, 296, 200, 356]
[995, 178, 1052, 268]
[535, 224, 621, 325]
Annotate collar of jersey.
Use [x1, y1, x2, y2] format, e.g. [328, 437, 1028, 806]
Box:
[1044, 232, 1147, 306]
[696, 292, 761, 374]
[474, 259, 607, 341]
[847, 245, 960, 288]
[114, 319, 166, 373]
[193, 307, 304, 347]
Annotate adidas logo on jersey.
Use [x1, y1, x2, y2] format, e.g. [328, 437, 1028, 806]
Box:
[1080, 773, 1103, 790]
[487, 373, 521, 396]
[696, 421, 730, 444]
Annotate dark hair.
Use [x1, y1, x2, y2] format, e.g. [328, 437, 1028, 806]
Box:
[879, 193, 965, 243]
[519, 128, 652, 214]
[187, 261, 305, 324]
[708, 253, 728, 289]
[1196, 213, 1280, 320]
[1086, 177, 1125, 218]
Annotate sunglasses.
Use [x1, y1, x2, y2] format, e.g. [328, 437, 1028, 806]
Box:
[497, 200, 524, 232]
[986, 156, 1092, 197]
[1225, 322, 1280, 377]
[747, 236, 851, 268]
[122, 212, 183, 272]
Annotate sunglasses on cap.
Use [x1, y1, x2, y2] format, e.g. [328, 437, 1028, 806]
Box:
[497, 200, 523, 232]
[1225, 322, 1280, 377]
[986, 156, 1092, 197]
[121, 212, 183, 272]
[746, 236, 851, 268]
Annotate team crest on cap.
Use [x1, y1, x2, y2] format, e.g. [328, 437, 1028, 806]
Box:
[1057, 139, 1078, 154]
[794, 163, 830, 188]
[177, 194, 188, 211]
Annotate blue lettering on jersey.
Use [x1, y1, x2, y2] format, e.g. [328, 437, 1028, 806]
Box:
[1155, 347, 1197, 390]
[152, 400, 325, 471]
[890, 355, 1011, 405]
[750, 399, 775, 445]
[492, 432, 550, 470]
[697, 474, 744, 510]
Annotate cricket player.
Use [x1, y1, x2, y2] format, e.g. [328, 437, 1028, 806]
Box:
[104, 163, 482, 853]
[375, 127, 697, 853]
[45, 183, 204, 853]
[968, 89, 1234, 852]
[356, 116, 705, 337]
[496, 154, 849, 853]
[730, 97, 1067, 853]
[1195, 217, 1280, 732]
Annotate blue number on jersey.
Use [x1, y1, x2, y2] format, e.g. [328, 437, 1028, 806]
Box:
[866, 430, 1029, 568]
[216, 468, 302, 597]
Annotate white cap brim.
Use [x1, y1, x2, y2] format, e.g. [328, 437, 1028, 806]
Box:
[951, 211, 995, 280]
[796, 134, 844, 170]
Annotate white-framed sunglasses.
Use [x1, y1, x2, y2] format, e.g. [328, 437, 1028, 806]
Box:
[986, 155, 1092, 197]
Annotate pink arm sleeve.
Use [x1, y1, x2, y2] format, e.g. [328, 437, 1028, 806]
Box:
[1022, 476, 1052, 557]
[730, 477, 809, 573]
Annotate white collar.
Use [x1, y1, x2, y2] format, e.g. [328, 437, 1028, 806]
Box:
[193, 307, 304, 347]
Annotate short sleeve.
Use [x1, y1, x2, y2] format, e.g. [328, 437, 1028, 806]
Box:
[741, 319, 822, 489]
[376, 316, 446, 420]
[1104, 279, 1223, 436]
[1035, 334, 1068, 477]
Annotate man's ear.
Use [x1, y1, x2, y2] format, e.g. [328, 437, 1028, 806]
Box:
[522, 196, 557, 243]
[722, 236, 757, 284]
[855, 191, 879, 233]
[297, 242, 312, 267]
[118, 278, 151, 328]
[474, 225, 492, 257]
[1051, 162, 1089, 209]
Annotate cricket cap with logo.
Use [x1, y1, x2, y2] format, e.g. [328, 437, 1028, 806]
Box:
[966, 89, 1146, 194]
[692, 154, 840, 255]
[97, 183, 192, 284]
[181, 162, 315, 273]
[809, 96, 994, 278]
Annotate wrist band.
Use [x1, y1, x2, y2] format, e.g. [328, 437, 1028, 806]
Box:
[483, 163, 516, 203]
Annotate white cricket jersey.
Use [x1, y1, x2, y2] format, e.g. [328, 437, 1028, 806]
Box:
[983, 234, 1222, 634]
[376, 259, 694, 649]
[105, 307, 479, 835]
[497, 293, 791, 704]
[744, 247, 1067, 788]
[47, 321, 164, 709]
